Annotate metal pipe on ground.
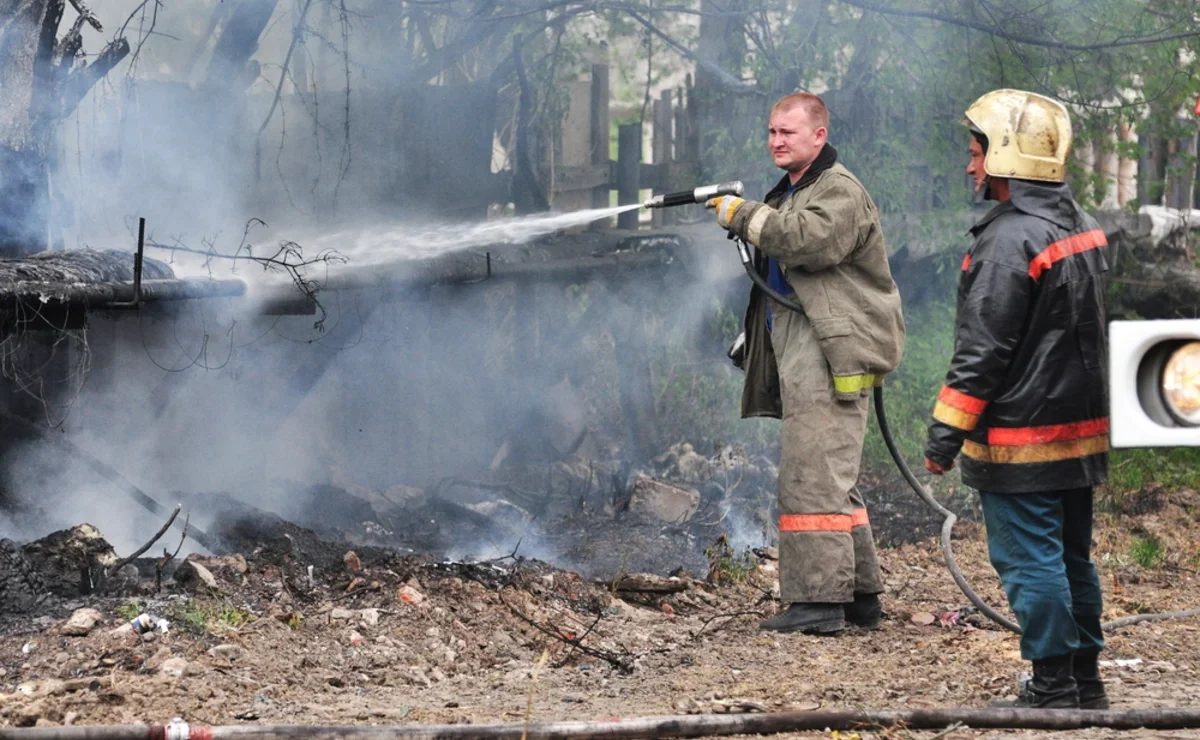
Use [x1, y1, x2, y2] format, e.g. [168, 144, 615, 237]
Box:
[10, 709, 1200, 740]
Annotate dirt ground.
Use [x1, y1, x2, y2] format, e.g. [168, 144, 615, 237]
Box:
[2, 485, 1200, 738]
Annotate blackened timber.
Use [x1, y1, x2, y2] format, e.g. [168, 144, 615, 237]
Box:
[321, 237, 680, 296]
[0, 278, 246, 309]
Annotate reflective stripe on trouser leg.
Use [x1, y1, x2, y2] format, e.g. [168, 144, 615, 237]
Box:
[772, 310, 881, 603]
[850, 490, 884, 595]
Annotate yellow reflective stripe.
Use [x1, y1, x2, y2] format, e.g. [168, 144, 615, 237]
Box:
[961, 435, 1109, 464]
[933, 400, 980, 431]
[746, 207, 771, 246]
[832, 374, 882, 394]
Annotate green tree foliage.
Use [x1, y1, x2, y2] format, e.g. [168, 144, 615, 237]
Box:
[608, 0, 1200, 209]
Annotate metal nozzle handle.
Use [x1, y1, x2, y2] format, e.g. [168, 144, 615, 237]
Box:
[643, 180, 745, 208]
[693, 181, 744, 202]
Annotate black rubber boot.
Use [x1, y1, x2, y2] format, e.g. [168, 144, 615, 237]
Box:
[758, 603, 845, 634]
[990, 654, 1079, 708]
[844, 593, 883, 630]
[1074, 650, 1110, 709]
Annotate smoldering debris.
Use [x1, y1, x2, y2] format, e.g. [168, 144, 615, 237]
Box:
[162, 440, 785, 581]
[0, 525, 119, 613]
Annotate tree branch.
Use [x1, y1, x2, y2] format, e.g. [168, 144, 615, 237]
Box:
[837, 0, 1200, 51]
[622, 8, 763, 96]
[107, 504, 180, 578]
[61, 37, 129, 116]
[257, 0, 317, 138]
[67, 0, 103, 32]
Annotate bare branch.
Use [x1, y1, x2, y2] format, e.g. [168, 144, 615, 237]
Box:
[144, 220, 347, 332]
[838, 0, 1200, 51]
[257, 0, 318, 138]
[621, 8, 763, 96]
[67, 0, 103, 32]
[107, 504, 181, 578]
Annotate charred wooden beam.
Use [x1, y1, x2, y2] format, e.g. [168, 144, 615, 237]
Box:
[0, 277, 246, 309]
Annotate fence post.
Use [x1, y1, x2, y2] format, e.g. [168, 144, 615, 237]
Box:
[590, 62, 611, 216]
[651, 90, 674, 228]
[617, 123, 642, 229]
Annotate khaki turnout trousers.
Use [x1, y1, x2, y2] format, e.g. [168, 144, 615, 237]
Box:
[772, 309, 884, 603]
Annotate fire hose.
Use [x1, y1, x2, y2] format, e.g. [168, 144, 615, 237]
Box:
[10, 709, 1200, 740]
[647, 181, 1200, 635]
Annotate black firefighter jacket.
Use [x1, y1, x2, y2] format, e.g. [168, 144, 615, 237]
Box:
[924, 180, 1109, 493]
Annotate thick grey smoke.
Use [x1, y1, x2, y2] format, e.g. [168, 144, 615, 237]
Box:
[2, 1, 777, 573]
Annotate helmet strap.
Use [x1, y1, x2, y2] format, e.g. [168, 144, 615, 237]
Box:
[973, 174, 993, 205]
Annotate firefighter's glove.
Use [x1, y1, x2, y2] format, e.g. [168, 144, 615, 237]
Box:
[924, 457, 954, 475]
[706, 196, 745, 230]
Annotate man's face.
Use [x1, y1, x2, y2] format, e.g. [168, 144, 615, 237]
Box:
[768, 105, 826, 174]
[967, 136, 988, 193]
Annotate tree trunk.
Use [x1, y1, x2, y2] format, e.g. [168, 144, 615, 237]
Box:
[203, 0, 279, 92]
[0, 0, 64, 257]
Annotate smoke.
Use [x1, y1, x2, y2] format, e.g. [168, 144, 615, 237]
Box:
[0, 1, 779, 576]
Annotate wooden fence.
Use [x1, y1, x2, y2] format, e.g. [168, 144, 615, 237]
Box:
[487, 63, 704, 227]
[488, 64, 1200, 217]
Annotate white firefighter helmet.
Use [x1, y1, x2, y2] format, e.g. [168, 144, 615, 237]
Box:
[964, 89, 1072, 183]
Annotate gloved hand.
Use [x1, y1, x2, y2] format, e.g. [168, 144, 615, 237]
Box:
[706, 196, 745, 229]
[924, 457, 954, 475]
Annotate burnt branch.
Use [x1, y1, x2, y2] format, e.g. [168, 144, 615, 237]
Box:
[62, 37, 129, 116]
[107, 504, 181, 579]
[156, 514, 189, 592]
[499, 590, 639, 673]
[67, 0, 102, 31]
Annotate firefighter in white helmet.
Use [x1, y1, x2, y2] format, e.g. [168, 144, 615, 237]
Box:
[925, 89, 1111, 709]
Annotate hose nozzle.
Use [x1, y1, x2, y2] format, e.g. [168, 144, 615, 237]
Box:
[643, 181, 744, 209]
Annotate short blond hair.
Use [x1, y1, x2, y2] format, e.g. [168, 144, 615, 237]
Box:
[772, 92, 829, 131]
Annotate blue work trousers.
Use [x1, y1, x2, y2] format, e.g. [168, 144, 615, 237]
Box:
[979, 487, 1104, 660]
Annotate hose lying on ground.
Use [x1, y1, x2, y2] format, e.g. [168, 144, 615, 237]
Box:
[9, 708, 1200, 740]
[734, 237, 1200, 634]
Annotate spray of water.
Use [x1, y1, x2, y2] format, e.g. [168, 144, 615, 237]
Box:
[308, 204, 643, 268]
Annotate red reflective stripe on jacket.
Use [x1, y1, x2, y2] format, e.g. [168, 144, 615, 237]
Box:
[1028, 229, 1107, 281]
[779, 514, 853, 533]
[961, 253, 971, 271]
[987, 417, 1109, 446]
[938, 385, 988, 414]
[851, 508, 869, 528]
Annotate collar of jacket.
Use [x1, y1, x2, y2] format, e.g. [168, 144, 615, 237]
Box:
[763, 144, 839, 203]
[969, 179, 1078, 235]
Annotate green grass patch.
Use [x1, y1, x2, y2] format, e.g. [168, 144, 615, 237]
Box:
[1129, 534, 1164, 568]
[1100, 447, 1200, 505]
[704, 533, 757, 585]
[169, 599, 254, 635]
[115, 600, 141, 621]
